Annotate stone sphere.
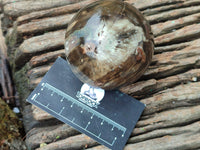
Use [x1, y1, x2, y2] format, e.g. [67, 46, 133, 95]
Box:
[65, 0, 154, 90]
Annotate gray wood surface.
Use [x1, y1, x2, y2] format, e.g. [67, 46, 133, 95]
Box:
[1, 0, 200, 149]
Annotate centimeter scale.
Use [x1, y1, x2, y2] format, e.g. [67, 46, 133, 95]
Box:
[27, 57, 145, 150]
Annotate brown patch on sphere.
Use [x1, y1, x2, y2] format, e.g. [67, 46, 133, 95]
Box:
[65, 0, 154, 90]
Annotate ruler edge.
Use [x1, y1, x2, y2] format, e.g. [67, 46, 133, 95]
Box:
[26, 57, 146, 150]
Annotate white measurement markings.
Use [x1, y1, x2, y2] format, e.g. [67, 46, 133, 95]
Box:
[31, 93, 51, 107]
[101, 121, 104, 125]
[59, 98, 65, 114]
[72, 118, 75, 122]
[98, 133, 101, 138]
[32, 82, 127, 146]
[41, 83, 46, 91]
[32, 97, 119, 146]
[59, 107, 65, 114]
[51, 91, 54, 96]
[60, 97, 64, 102]
[31, 94, 37, 100]
[91, 114, 94, 119]
[111, 126, 114, 131]
[85, 121, 91, 129]
[112, 137, 117, 145]
[31, 93, 40, 100]
[70, 103, 74, 108]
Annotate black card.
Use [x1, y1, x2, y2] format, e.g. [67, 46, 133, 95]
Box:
[27, 57, 145, 150]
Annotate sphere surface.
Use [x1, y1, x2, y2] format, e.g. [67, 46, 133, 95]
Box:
[65, 0, 154, 90]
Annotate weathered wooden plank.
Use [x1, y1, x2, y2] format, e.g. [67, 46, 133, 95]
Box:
[25, 124, 80, 149]
[17, 14, 74, 35]
[27, 52, 200, 95]
[17, 0, 98, 24]
[125, 0, 184, 10]
[88, 121, 200, 150]
[13, 9, 200, 51]
[22, 105, 62, 132]
[28, 58, 199, 96]
[30, 68, 200, 122]
[139, 41, 200, 79]
[31, 105, 53, 121]
[30, 81, 200, 125]
[3, 0, 83, 17]
[87, 145, 109, 150]
[128, 121, 200, 144]
[154, 39, 199, 54]
[144, 56, 200, 79]
[27, 65, 51, 80]
[126, 127, 200, 150]
[152, 12, 200, 37]
[14, 30, 65, 69]
[14, 17, 198, 135]
[142, 43, 200, 79]
[28, 49, 65, 68]
[15, 1, 200, 38]
[120, 69, 200, 98]
[133, 105, 200, 136]
[153, 47, 200, 65]
[24, 37, 200, 96]
[27, 83, 200, 149]
[87, 107, 200, 150]
[143, 0, 200, 16]
[36, 134, 98, 150]
[14, 21, 200, 70]
[147, 5, 200, 24]
[3, 0, 200, 150]
[155, 24, 200, 46]
[6, 0, 199, 62]
[1, 0, 31, 5]
[29, 77, 43, 90]
[141, 82, 200, 115]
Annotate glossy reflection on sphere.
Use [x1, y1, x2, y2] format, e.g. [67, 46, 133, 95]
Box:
[65, 0, 154, 90]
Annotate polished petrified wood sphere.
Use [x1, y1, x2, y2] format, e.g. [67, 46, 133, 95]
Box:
[65, 0, 154, 90]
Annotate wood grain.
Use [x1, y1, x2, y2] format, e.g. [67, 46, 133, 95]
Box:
[1, 0, 200, 149]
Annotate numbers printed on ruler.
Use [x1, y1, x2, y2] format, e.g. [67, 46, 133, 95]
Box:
[31, 82, 127, 146]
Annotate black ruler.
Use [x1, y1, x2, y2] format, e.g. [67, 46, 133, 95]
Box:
[27, 57, 145, 150]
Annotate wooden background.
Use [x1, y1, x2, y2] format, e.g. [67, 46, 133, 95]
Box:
[1, 0, 200, 149]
